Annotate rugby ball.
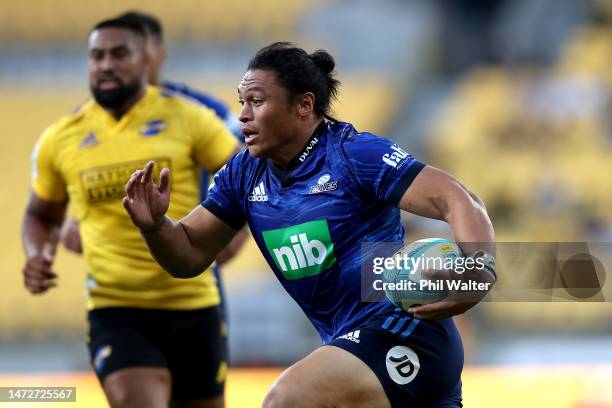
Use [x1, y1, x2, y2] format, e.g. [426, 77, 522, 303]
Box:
[383, 238, 462, 310]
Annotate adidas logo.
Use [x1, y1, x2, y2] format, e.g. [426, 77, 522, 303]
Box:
[337, 330, 360, 343]
[79, 132, 99, 148]
[248, 181, 268, 202]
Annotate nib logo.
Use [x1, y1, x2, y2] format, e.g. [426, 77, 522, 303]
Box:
[262, 219, 336, 280]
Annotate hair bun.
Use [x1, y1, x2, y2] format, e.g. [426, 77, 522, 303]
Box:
[310, 50, 335, 75]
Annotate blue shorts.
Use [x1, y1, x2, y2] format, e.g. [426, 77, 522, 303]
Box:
[329, 309, 463, 407]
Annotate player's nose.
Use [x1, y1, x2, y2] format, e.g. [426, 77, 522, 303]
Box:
[97, 54, 117, 73]
[239, 103, 252, 123]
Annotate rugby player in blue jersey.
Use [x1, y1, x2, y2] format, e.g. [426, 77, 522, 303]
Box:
[123, 42, 496, 407]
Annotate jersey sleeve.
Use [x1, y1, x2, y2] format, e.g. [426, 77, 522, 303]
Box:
[341, 133, 425, 205]
[201, 154, 246, 230]
[188, 103, 239, 173]
[31, 125, 67, 202]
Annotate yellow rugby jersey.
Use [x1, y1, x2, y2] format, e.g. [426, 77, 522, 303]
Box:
[31, 86, 239, 310]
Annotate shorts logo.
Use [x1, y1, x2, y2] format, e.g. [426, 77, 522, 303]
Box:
[262, 219, 336, 280]
[336, 330, 360, 343]
[385, 345, 420, 385]
[382, 145, 409, 169]
[93, 345, 112, 373]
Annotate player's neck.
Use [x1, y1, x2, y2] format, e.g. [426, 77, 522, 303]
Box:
[105, 87, 147, 120]
[271, 118, 323, 168]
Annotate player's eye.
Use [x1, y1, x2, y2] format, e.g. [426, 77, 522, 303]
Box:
[237, 99, 245, 106]
[90, 51, 103, 61]
[252, 99, 263, 106]
[111, 48, 129, 59]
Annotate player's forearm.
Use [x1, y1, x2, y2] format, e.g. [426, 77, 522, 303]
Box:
[443, 187, 495, 256]
[140, 216, 215, 278]
[22, 211, 61, 257]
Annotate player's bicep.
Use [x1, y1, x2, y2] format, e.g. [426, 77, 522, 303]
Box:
[179, 206, 238, 257]
[31, 134, 67, 203]
[398, 165, 469, 221]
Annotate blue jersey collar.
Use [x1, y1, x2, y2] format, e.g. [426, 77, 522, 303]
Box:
[268, 120, 327, 182]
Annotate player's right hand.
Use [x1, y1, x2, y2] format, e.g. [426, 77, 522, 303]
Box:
[123, 161, 171, 231]
[22, 245, 57, 294]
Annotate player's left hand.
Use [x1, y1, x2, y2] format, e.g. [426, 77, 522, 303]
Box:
[60, 217, 83, 254]
[408, 266, 495, 320]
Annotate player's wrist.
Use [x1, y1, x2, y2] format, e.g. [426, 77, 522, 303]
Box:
[139, 216, 167, 234]
[465, 250, 496, 282]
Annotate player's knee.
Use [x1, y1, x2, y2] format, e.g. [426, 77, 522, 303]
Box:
[105, 387, 139, 408]
[104, 381, 167, 408]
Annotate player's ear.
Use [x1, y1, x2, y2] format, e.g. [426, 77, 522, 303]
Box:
[138, 39, 151, 65]
[296, 92, 315, 118]
[159, 46, 167, 65]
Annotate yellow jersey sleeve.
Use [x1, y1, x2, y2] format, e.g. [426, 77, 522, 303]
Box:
[189, 104, 239, 172]
[31, 124, 67, 202]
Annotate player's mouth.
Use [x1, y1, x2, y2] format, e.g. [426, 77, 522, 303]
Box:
[242, 128, 259, 145]
[97, 78, 121, 91]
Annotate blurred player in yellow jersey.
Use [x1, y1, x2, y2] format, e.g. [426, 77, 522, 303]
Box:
[21, 16, 240, 408]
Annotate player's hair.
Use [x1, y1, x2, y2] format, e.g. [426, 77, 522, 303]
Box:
[117, 11, 163, 44]
[247, 42, 340, 119]
[92, 16, 147, 38]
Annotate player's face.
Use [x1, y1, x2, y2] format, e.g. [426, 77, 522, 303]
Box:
[238, 69, 301, 159]
[88, 28, 148, 109]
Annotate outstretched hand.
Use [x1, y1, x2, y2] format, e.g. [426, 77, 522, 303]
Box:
[123, 161, 171, 231]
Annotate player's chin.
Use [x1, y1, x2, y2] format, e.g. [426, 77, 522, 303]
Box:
[246, 144, 267, 158]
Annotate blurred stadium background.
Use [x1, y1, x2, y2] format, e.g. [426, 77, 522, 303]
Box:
[2, 0, 612, 406]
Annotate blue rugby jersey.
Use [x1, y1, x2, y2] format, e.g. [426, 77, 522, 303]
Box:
[203, 121, 425, 343]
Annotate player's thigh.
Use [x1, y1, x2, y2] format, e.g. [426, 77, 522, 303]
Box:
[87, 308, 170, 380]
[263, 345, 390, 408]
[164, 306, 228, 403]
[103, 367, 171, 408]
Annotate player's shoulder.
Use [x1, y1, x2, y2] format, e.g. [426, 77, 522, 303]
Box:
[327, 121, 417, 174]
[160, 81, 229, 115]
[326, 120, 395, 159]
[39, 100, 93, 143]
[331, 121, 387, 149]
